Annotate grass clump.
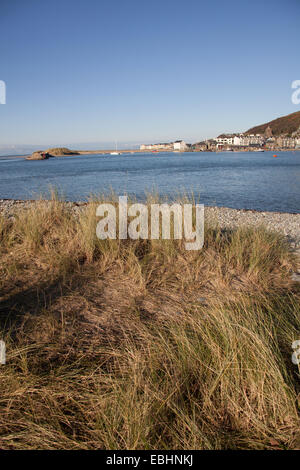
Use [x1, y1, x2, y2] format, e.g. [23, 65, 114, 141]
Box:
[0, 196, 299, 450]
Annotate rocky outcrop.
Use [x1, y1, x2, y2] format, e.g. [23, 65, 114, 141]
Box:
[26, 151, 53, 160]
[44, 147, 79, 156]
[26, 147, 79, 160]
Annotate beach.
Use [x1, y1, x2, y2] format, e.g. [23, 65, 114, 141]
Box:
[1, 198, 300, 250]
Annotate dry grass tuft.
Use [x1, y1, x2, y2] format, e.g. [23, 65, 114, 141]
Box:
[0, 195, 299, 449]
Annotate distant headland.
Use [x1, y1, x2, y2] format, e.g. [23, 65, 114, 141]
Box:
[140, 111, 300, 153]
[22, 111, 300, 160]
[26, 147, 80, 160]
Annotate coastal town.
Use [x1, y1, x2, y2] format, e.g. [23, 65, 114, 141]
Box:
[140, 123, 300, 153]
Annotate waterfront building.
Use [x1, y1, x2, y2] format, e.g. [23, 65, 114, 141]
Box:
[173, 140, 188, 151]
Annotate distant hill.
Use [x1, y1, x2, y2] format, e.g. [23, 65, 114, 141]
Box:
[246, 111, 300, 136]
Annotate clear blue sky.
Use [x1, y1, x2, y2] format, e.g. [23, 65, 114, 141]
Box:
[0, 0, 299, 148]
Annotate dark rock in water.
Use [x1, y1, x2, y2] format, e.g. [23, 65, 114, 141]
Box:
[26, 151, 53, 160]
[26, 147, 79, 160]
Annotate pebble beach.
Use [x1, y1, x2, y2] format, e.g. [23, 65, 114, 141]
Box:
[1, 198, 299, 251]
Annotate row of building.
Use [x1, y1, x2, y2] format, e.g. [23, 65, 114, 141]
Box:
[140, 140, 188, 152]
[214, 133, 300, 149]
[196, 126, 300, 151]
[215, 134, 265, 146]
[140, 126, 300, 153]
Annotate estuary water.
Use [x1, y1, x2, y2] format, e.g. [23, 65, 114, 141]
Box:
[0, 151, 299, 213]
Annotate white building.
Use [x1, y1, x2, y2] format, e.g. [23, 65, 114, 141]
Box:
[248, 134, 264, 145]
[233, 134, 264, 146]
[140, 140, 188, 152]
[140, 143, 172, 151]
[233, 136, 242, 146]
[173, 140, 187, 151]
[233, 135, 250, 146]
[215, 136, 235, 146]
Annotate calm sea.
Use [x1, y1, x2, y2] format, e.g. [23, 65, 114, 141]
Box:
[0, 151, 299, 213]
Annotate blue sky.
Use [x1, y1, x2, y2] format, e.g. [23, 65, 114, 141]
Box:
[0, 0, 299, 149]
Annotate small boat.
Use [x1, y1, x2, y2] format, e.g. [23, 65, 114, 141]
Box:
[110, 141, 121, 155]
[253, 149, 264, 152]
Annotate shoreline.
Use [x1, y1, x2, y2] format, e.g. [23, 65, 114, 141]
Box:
[1, 148, 299, 159]
[0, 197, 299, 214]
[1, 198, 299, 250]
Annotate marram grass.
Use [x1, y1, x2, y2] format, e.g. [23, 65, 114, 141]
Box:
[0, 194, 299, 450]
